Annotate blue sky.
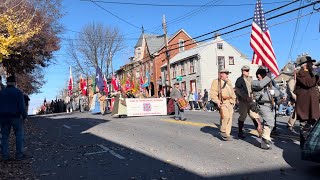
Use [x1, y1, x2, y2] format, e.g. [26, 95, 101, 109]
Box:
[28, 0, 320, 114]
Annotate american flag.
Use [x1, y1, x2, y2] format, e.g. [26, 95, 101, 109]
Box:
[250, 0, 279, 76]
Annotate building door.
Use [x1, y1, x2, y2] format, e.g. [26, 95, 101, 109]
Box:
[181, 81, 186, 95]
[190, 80, 196, 93]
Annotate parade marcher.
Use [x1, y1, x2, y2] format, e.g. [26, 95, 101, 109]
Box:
[97, 90, 106, 115]
[210, 69, 236, 141]
[65, 95, 71, 113]
[170, 82, 187, 121]
[251, 67, 280, 150]
[0, 76, 28, 161]
[295, 56, 319, 149]
[235, 65, 262, 139]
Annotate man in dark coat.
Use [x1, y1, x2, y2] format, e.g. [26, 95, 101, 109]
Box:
[0, 76, 28, 161]
[295, 55, 320, 148]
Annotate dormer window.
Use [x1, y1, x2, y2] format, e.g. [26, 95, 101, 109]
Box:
[179, 39, 185, 52]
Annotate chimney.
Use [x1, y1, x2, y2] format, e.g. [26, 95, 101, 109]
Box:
[213, 33, 221, 39]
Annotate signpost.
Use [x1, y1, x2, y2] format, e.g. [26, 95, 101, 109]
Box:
[176, 76, 182, 82]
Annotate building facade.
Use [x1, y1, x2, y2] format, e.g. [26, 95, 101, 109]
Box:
[161, 35, 259, 95]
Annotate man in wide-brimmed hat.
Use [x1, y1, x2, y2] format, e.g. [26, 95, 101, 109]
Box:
[210, 68, 236, 141]
[0, 76, 28, 161]
[295, 55, 319, 149]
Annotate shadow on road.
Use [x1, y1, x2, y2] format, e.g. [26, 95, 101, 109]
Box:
[26, 113, 319, 180]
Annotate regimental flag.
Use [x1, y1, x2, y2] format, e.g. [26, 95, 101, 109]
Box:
[125, 77, 132, 91]
[95, 66, 104, 91]
[111, 75, 119, 91]
[103, 75, 108, 95]
[80, 75, 87, 96]
[68, 66, 73, 96]
[139, 75, 144, 92]
[250, 0, 279, 76]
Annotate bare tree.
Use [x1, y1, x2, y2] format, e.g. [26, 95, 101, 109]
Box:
[67, 22, 125, 78]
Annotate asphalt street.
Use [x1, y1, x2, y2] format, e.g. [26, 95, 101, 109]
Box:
[28, 110, 320, 179]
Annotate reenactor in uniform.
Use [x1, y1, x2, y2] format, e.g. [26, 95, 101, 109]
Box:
[97, 90, 106, 115]
[210, 69, 236, 141]
[170, 82, 187, 121]
[252, 67, 280, 150]
[235, 65, 262, 139]
[284, 65, 297, 132]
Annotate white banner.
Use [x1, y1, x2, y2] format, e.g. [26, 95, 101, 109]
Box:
[126, 98, 167, 116]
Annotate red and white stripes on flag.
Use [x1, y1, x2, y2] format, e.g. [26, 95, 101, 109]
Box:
[250, 0, 279, 76]
[68, 66, 73, 95]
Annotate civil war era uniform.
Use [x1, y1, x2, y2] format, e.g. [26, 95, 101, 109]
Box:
[235, 65, 262, 138]
[295, 56, 319, 148]
[0, 76, 28, 161]
[286, 73, 297, 131]
[170, 83, 186, 121]
[97, 91, 106, 115]
[252, 68, 280, 150]
[210, 69, 236, 141]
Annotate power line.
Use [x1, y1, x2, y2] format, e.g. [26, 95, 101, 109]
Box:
[167, 0, 301, 49]
[134, 11, 318, 67]
[83, 0, 141, 30]
[84, 0, 292, 8]
[287, 0, 303, 61]
[163, 2, 319, 57]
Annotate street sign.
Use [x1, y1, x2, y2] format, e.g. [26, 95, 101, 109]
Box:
[176, 76, 182, 81]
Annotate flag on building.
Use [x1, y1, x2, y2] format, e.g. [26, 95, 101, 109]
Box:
[95, 66, 104, 91]
[103, 75, 108, 95]
[111, 75, 119, 91]
[250, 0, 279, 76]
[68, 66, 73, 95]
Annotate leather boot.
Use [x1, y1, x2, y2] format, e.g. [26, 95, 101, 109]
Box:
[238, 121, 246, 139]
[254, 118, 263, 137]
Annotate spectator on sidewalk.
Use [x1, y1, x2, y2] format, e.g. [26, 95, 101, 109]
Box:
[0, 76, 28, 161]
[187, 91, 194, 110]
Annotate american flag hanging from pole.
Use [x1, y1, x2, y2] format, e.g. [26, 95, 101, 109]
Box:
[250, 0, 279, 76]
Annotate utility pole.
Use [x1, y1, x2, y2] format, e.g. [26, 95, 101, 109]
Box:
[162, 15, 171, 86]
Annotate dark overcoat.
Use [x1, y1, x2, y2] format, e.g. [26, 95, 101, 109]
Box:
[295, 69, 320, 121]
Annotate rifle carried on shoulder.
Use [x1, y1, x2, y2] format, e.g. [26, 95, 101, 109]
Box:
[218, 78, 224, 118]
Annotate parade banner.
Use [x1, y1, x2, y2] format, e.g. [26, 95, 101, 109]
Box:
[126, 98, 167, 116]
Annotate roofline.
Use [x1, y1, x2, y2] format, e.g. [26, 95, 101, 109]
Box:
[152, 29, 197, 55]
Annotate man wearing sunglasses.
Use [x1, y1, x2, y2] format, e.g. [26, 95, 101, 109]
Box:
[210, 69, 236, 141]
[235, 65, 262, 139]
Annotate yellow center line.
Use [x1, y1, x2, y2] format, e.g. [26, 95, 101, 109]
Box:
[161, 119, 299, 140]
[162, 119, 218, 128]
